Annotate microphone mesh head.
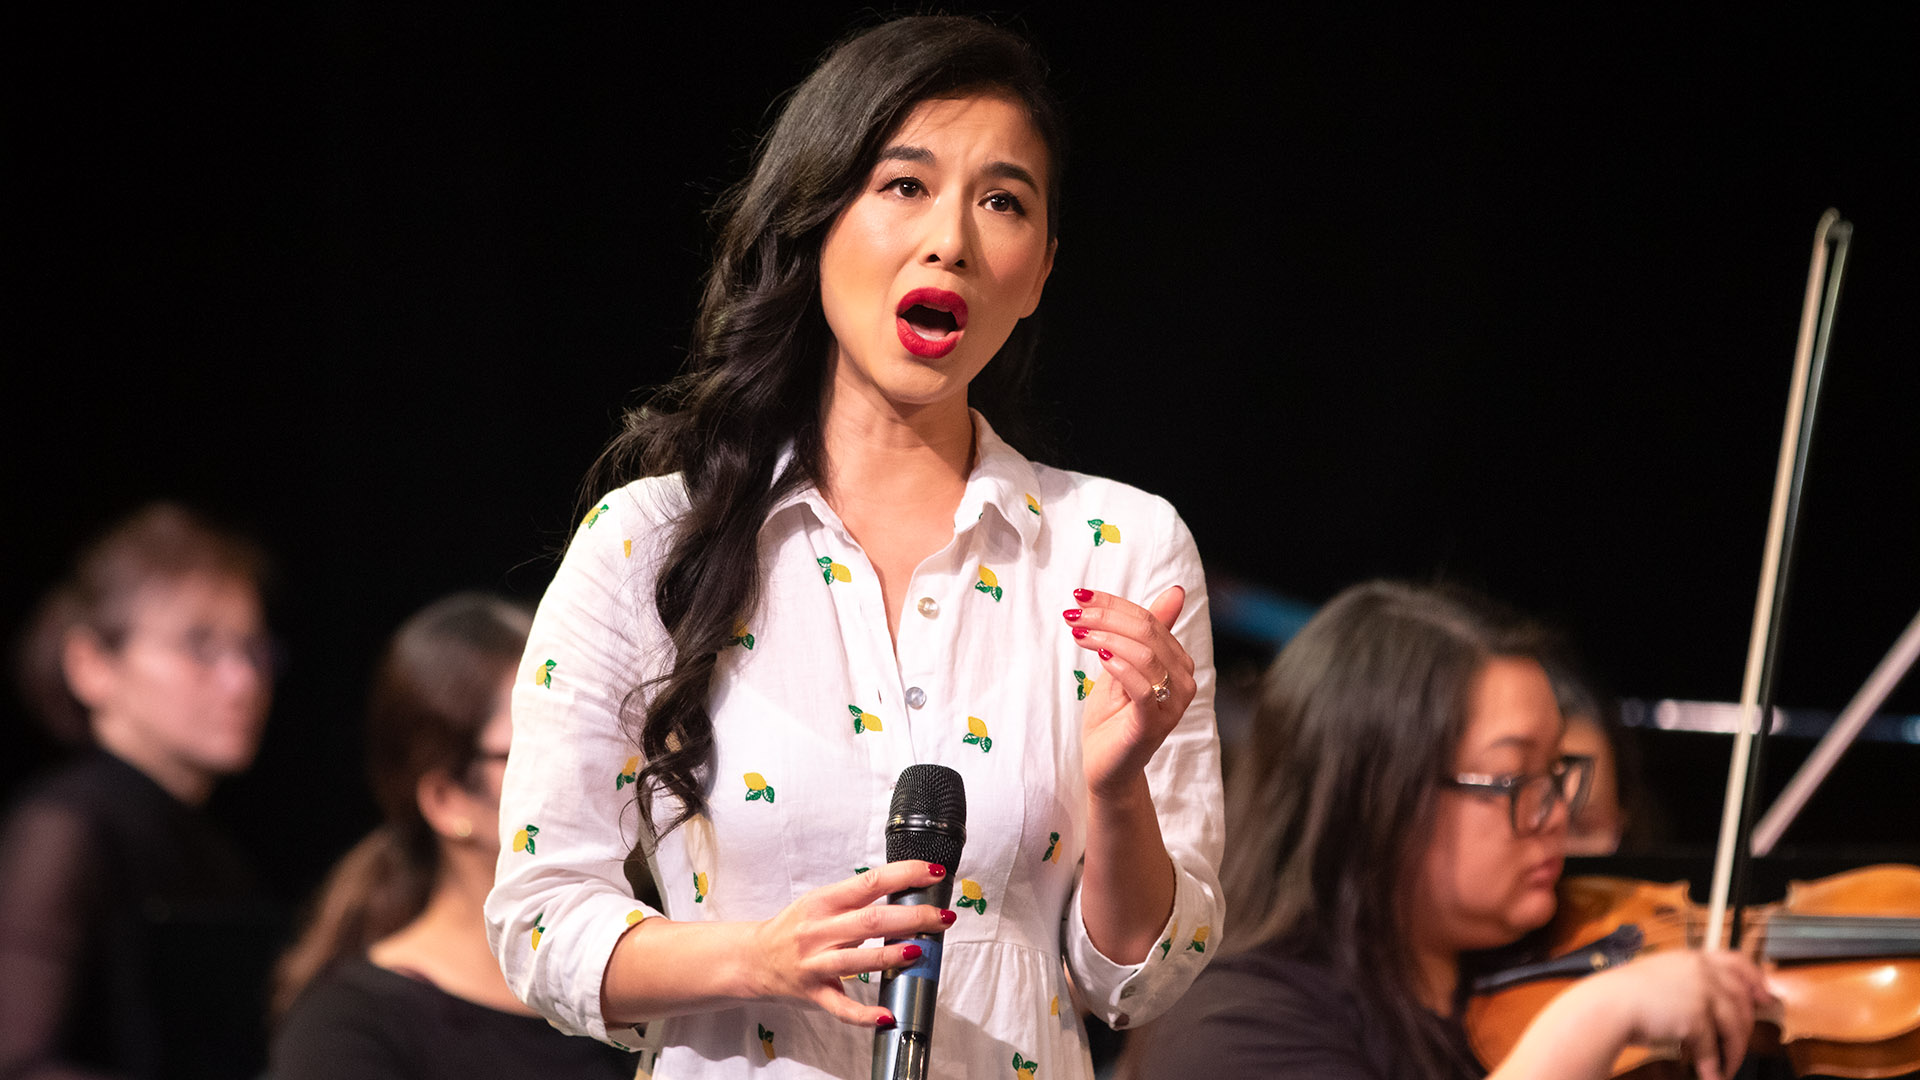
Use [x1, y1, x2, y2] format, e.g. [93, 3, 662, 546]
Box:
[886, 764, 966, 871]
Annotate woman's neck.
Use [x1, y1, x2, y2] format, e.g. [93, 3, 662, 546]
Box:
[818, 385, 974, 509]
[817, 378, 975, 644]
[370, 845, 532, 1015]
[1410, 940, 1462, 1014]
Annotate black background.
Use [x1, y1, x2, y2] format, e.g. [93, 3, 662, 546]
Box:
[7, 7, 1917, 901]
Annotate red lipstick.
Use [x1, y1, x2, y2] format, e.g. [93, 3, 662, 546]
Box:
[895, 288, 968, 359]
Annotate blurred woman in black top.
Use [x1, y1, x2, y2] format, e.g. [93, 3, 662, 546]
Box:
[269, 593, 636, 1080]
[1, 503, 276, 1079]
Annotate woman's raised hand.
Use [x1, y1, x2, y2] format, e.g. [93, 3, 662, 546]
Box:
[742, 861, 954, 1028]
[1064, 586, 1195, 800]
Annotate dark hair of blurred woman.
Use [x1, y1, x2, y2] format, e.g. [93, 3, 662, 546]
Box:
[273, 592, 531, 1017]
[270, 592, 638, 1080]
[1216, 582, 1542, 1074]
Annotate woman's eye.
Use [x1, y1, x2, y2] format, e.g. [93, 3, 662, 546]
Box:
[884, 177, 925, 198]
[984, 192, 1025, 214]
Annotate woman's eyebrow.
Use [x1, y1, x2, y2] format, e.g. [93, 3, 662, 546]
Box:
[984, 160, 1039, 190]
[876, 145, 1040, 190]
[1473, 734, 1543, 758]
[878, 144, 935, 165]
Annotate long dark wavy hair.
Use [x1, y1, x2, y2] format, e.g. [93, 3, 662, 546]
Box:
[584, 16, 1066, 840]
[1217, 581, 1543, 1077]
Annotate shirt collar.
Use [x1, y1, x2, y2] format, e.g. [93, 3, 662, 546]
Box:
[764, 410, 1043, 551]
[957, 411, 1044, 550]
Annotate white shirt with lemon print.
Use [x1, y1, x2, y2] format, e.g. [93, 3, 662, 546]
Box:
[487, 413, 1224, 1079]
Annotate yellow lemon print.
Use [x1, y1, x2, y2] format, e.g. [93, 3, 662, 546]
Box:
[583, 503, 609, 528]
[816, 555, 851, 584]
[626, 909, 645, 925]
[962, 716, 993, 753]
[1086, 518, 1121, 546]
[974, 564, 1004, 602]
[512, 824, 539, 854]
[1073, 669, 1094, 701]
[1025, 493, 1041, 516]
[744, 772, 775, 803]
[1013, 1051, 1038, 1078]
[848, 704, 883, 734]
[533, 658, 556, 688]
[622, 538, 632, 558]
[530, 912, 546, 950]
[728, 621, 755, 650]
[1049, 995, 1059, 1017]
[957, 878, 987, 915]
[693, 871, 709, 903]
[615, 755, 639, 791]
[1188, 925, 1210, 953]
[1158, 920, 1179, 960]
[757, 1024, 776, 1061]
[1042, 831, 1061, 863]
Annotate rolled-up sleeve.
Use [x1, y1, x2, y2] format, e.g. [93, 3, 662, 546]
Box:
[1062, 507, 1225, 1029]
[485, 483, 676, 1049]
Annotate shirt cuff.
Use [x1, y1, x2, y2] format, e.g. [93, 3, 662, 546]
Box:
[539, 889, 661, 1049]
[1064, 861, 1220, 1030]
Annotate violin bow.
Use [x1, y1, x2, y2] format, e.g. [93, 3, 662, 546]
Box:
[1704, 209, 1852, 951]
[1752, 606, 1920, 856]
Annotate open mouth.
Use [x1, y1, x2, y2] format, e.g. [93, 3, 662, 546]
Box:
[895, 288, 968, 359]
[902, 304, 960, 338]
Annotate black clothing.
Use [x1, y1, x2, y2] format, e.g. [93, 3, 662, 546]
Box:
[1127, 941, 1486, 1080]
[270, 958, 639, 1080]
[0, 751, 279, 1080]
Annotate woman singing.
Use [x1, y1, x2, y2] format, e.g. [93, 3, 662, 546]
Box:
[486, 16, 1224, 1080]
[1127, 582, 1772, 1080]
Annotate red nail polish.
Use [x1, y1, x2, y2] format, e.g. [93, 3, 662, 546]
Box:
[940, 909, 957, 926]
[902, 944, 923, 961]
[1063, 608, 1082, 621]
[877, 1013, 897, 1030]
[1098, 648, 1113, 661]
[1072, 627, 1088, 639]
[927, 863, 946, 878]
[1073, 588, 1093, 603]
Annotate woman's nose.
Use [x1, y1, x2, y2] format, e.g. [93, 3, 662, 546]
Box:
[920, 197, 971, 269]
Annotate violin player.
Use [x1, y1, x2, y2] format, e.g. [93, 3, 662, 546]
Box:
[1127, 581, 1775, 1080]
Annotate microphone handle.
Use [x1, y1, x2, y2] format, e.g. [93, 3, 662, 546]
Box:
[872, 877, 955, 1080]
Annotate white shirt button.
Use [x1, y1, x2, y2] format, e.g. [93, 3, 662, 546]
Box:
[917, 597, 939, 618]
[905, 686, 927, 709]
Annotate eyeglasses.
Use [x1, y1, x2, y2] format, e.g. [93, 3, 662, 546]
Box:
[139, 627, 281, 676]
[1441, 755, 1594, 836]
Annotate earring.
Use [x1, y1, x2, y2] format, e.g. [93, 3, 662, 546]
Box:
[454, 819, 473, 839]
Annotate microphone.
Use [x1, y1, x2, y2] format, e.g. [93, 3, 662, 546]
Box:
[872, 764, 967, 1080]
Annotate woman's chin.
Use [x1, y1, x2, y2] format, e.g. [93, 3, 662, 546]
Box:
[1511, 887, 1560, 935]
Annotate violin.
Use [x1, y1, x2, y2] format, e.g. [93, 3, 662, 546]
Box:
[1471, 212, 1920, 1078]
[1465, 866, 1920, 1078]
